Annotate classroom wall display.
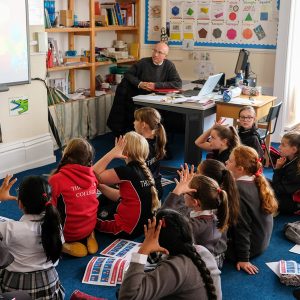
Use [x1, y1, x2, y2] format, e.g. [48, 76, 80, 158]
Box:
[145, 0, 280, 49]
[0, 0, 31, 88]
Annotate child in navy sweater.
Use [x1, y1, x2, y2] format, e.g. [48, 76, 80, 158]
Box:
[272, 131, 300, 214]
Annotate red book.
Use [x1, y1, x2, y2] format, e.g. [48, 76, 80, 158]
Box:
[153, 88, 180, 94]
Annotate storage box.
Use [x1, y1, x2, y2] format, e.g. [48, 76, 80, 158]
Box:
[60, 10, 74, 27]
[63, 56, 81, 63]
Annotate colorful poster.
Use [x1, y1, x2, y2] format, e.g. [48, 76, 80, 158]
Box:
[145, 0, 279, 49]
[9, 96, 29, 116]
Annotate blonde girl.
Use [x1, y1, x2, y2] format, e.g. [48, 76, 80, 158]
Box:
[49, 138, 99, 258]
[226, 145, 278, 275]
[94, 131, 159, 238]
[162, 167, 229, 268]
[272, 130, 300, 214]
[134, 107, 167, 198]
[195, 122, 240, 164]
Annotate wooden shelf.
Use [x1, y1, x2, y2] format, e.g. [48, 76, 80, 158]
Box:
[94, 26, 138, 32]
[45, 27, 91, 33]
[47, 63, 92, 72]
[46, 0, 140, 96]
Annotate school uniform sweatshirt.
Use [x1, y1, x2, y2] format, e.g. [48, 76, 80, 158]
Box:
[49, 164, 99, 242]
[228, 177, 273, 262]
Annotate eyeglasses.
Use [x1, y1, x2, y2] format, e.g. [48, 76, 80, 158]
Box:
[239, 116, 254, 121]
[152, 49, 167, 55]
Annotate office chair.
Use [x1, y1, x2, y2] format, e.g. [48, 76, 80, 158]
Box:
[257, 101, 282, 169]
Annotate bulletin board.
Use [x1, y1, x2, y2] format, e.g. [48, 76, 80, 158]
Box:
[145, 0, 280, 49]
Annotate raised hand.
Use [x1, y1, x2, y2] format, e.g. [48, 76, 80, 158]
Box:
[138, 218, 169, 256]
[111, 136, 128, 159]
[0, 175, 17, 201]
[173, 163, 196, 195]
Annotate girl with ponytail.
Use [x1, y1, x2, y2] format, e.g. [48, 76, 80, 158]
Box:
[226, 145, 278, 275]
[162, 165, 229, 268]
[119, 209, 222, 300]
[134, 107, 167, 199]
[94, 131, 159, 238]
[0, 175, 64, 299]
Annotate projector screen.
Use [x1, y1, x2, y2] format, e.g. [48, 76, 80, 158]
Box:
[0, 0, 31, 88]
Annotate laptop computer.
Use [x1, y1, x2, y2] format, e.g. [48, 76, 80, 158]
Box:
[182, 73, 224, 97]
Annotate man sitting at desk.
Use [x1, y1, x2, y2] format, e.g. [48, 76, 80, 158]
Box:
[107, 42, 182, 136]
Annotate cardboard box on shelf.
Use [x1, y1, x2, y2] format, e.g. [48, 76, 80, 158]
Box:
[60, 10, 74, 27]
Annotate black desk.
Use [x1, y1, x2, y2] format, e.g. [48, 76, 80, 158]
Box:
[133, 99, 216, 166]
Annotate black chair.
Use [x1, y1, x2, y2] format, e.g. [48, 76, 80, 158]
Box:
[257, 101, 282, 169]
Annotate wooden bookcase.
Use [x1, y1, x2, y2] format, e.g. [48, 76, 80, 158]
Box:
[45, 0, 140, 97]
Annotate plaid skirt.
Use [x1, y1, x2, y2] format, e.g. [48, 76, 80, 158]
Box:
[0, 267, 65, 300]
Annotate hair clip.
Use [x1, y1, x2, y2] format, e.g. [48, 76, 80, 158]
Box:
[45, 201, 52, 207]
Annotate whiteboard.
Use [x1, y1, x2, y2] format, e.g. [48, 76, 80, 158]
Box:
[0, 0, 31, 87]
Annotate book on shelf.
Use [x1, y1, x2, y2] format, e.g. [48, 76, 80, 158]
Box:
[44, 8, 52, 29]
[119, 3, 135, 26]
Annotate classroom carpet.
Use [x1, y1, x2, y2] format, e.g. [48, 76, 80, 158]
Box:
[0, 133, 298, 300]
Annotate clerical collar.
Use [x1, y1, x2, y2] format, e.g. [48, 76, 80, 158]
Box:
[153, 60, 164, 66]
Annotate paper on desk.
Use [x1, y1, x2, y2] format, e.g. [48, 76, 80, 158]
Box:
[266, 261, 281, 277]
[133, 95, 168, 102]
[290, 245, 300, 254]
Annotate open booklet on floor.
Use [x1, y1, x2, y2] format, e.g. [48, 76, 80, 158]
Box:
[82, 239, 140, 286]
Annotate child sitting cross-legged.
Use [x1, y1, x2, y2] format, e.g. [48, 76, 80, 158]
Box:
[118, 210, 222, 300]
[162, 164, 229, 268]
[0, 175, 65, 299]
[195, 120, 240, 164]
[225, 145, 278, 274]
[94, 131, 159, 238]
[49, 138, 99, 258]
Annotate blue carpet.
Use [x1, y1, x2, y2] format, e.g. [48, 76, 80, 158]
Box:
[0, 134, 297, 299]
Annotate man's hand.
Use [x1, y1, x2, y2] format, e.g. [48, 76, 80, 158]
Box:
[139, 82, 155, 91]
[138, 218, 169, 256]
[0, 175, 17, 201]
[236, 261, 259, 275]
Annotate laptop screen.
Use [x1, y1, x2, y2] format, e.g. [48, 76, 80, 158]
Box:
[198, 73, 223, 96]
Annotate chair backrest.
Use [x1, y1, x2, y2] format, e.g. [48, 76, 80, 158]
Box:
[265, 101, 282, 135]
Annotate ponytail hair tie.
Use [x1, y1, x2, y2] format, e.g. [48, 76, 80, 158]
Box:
[217, 188, 222, 194]
[45, 201, 52, 207]
[255, 167, 263, 177]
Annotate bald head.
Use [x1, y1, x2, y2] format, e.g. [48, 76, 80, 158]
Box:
[152, 42, 169, 64]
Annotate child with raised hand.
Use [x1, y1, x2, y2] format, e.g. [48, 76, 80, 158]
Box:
[119, 210, 222, 300]
[94, 131, 159, 238]
[198, 159, 240, 227]
[0, 175, 17, 201]
[134, 107, 167, 199]
[271, 131, 300, 214]
[0, 175, 64, 299]
[162, 164, 229, 268]
[195, 120, 240, 164]
[225, 145, 278, 275]
[238, 106, 264, 159]
[49, 138, 99, 257]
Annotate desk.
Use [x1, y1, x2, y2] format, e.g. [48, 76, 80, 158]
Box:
[133, 98, 216, 166]
[216, 95, 276, 165]
[215, 95, 276, 122]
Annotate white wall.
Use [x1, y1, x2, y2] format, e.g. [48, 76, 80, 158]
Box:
[0, 25, 55, 177]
